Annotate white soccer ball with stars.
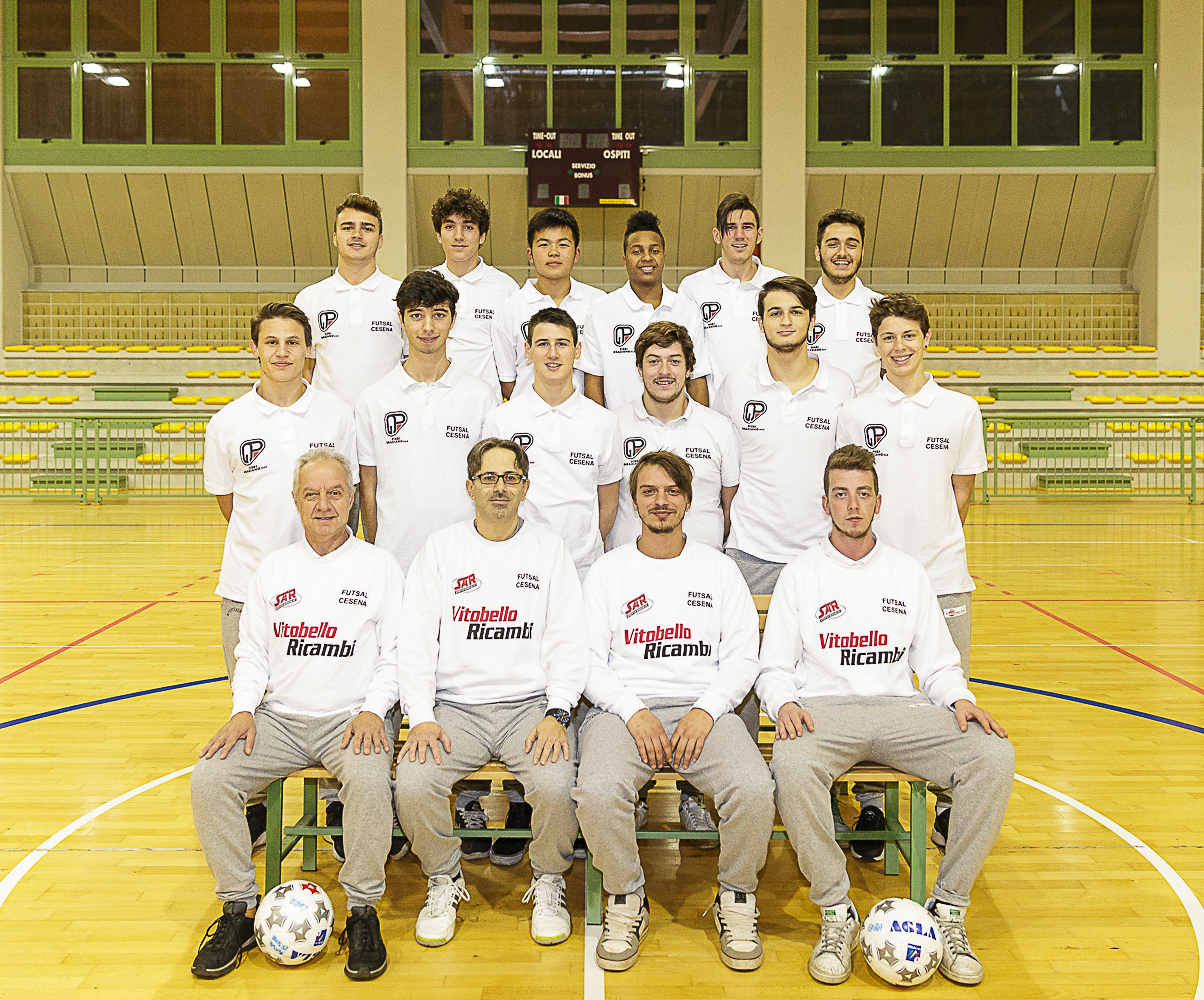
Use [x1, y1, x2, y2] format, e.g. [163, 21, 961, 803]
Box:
[859, 897, 943, 986]
[254, 879, 334, 966]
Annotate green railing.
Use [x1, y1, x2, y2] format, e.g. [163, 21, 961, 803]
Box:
[981, 413, 1200, 502]
[0, 414, 209, 501]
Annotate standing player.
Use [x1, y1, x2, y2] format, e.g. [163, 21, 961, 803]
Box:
[677, 193, 786, 392]
[835, 292, 988, 853]
[492, 207, 606, 400]
[431, 188, 519, 386]
[811, 209, 883, 395]
[574, 452, 774, 972]
[580, 210, 710, 410]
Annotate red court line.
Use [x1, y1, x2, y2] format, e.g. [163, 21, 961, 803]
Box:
[0, 602, 160, 685]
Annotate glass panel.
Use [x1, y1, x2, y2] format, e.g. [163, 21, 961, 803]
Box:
[83, 62, 145, 143]
[881, 65, 943, 145]
[157, 0, 210, 52]
[88, 0, 141, 51]
[296, 68, 350, 140]
[17, 67, 72, 139]
[817, 0, 870, 55]
[483, 65, 547, 145]
[626, 0, 679, 55]
[887, 0, 938, 55]
[420, 69, 474, 141]
[1090, 69, 1142, 141]
[152, 63, 215, 143]
[955, 0, 1007, 55]
[18, 0, 72, 51]
[1023, 0, 1074, 54]
[817, 69, 870, 142]
[221, 64, 284, 143]
[559, 0, 610, 54]
[620, 65, 683, 144]
[1091, 0, 1142, 54]
[694, 70, 747, 141]
[226, 0, 279, 53]
[297, 0, 349, 53]
[419, 0, 474, 54]
[695, 0, 748, 55]
[490, 0, 542, 54]
[1017, 64, 1079, 145]
[552, 66, 616, 130]
[950, 65, 1011, 145]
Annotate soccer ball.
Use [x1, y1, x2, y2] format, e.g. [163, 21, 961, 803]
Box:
[254, 879, 335, 966]
[859, 897, 943, 986]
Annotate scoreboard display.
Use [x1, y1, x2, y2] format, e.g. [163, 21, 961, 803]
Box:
[526, 130, 641, 209]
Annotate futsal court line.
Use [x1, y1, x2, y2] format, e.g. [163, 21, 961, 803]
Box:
[0, 676, 225, 730]
[0, 601, 159, 685]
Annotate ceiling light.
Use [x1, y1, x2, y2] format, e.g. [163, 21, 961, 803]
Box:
[104, 76, 130, 87]
[82, 62, 104, 74]
[293, 77, 310, 87]
[665, 61, 684, 76]
[1053, 63, 1077, 75]
[485, 77, 505, 88]
[272, 62, 293, 75]
[664, 77, 685, 89]
[872, 65, 889, 78]
[483, 63, 498, 75]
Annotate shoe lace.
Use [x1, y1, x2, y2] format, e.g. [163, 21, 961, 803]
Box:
[935, 911, 973, 958]
[817, 913, 851, 955]
[337, 911, 377, 955]
[460, 806, 489, 831]
[602, 899, 642, 944]
[521, 875, 565, 916]
[705, 896, 758, 940]
[425, 877, 471, 917]
[680, 795, 715, 830]
[198, 913, 249, 966]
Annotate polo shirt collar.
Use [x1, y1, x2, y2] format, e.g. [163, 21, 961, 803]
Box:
[879, 372, 938, 407]
[814, 276, 873, 308]
[635, 394, 695, 425]
[619, 281, 674, 312]
[521, 276, 587, 304]
[251, 379, 316, 415]
[440, 258, 488, 283]
[757, 356, 830, 392]
[823, 533, 882, 568]
[529, 387, 583, 417]
[394, 359, 460, 391]
[329, 267, 385, 293]
[710, 256, 768, 287]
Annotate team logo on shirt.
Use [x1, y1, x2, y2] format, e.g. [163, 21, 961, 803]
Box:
[624, 593, 653, 617]
[815, 599, 845, 622]
[240, 438, 266, 466]
[384, 411, 408, 436]
[743, 400, 768, 424]
[864, 424, 888, 448]
[454, 573, 480, 595]
[613, 324, 635, 348]
[624, 436, 646, 461]
[520, 321, 530, 340]
[625, 622, 712, 659]
[318, 310, 338, 333]
[808, 322, 825, 346]
[511, 432, 534, 452]
[701, 302, 721, 323]
[273, 588, 299, 610]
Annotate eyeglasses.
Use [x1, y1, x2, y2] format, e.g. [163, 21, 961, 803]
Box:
[471, 472, 527, 486]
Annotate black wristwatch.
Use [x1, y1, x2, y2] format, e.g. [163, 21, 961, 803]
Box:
[544, 708, 571, 727]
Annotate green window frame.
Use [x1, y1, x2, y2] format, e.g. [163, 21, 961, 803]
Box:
[4, 0, 362, 167]
[408, 0, 761, 170]
[807, 0, 1155, 168]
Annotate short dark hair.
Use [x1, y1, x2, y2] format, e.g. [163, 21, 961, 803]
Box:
[396, 269, 459, 316]
[251, 302, 311, 346]
[526, 306, 578, 345]
[716, 192, 760, 233]
[869, 292, 930, 339]
[527, 208, 580, 248]
[334, 193, 383, 233]
[431, 187, 491, 237]
[624, 209, 664, 252]
[634, 321, 696, 374]
[824, 444, 879, 495]
[467, 436, 530, 480]
[631, 450, 694, 505]
[816, 208, 866, 248]
[757, 276, 817, 319]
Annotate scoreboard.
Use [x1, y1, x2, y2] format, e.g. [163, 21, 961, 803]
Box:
[526, 130, 641, 209]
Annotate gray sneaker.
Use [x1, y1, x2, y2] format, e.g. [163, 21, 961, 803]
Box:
[710, 889, 762, 970]
[595, 892, 650, 972]
[927, 898, 984, 985]
[678, 792, 718, 848]
[808, 902, 859, 984]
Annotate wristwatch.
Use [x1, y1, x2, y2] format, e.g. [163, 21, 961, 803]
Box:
[544, 708, 571, 727]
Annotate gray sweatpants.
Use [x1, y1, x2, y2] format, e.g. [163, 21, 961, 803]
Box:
[190, 707, 393, 909]
[725, 547, 786, 595]
[394, 696, 578, 878]
[771, 695, 1014, 908]
[573, 699, 776, 896]
[220, 598, 243, 681]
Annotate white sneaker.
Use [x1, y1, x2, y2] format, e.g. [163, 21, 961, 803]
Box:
[927, 898, 984, 985]
[635, 797, 649, 830]
[709, 889, 762, 970]
[414, 872, 470, 947]
[522, 874, 571, 945]
[808, 902, 859, 984]
[595, 891, 650, 972]
[678, 793, 718, 849]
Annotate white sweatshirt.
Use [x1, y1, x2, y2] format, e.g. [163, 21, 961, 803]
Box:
[397, 519, 589, 725]
[582, 539, 761, 723]
[754, 536, 974, 721]
[231, 534, 403, 721]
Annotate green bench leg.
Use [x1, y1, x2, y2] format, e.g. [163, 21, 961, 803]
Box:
[585, 850, 603, 925]
[265, 778, 284, 892]
[302, 778, 318, 872]
[883, 782, 900, 876]
[909, 780, 928, 904]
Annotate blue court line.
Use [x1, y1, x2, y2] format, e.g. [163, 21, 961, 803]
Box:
[0, 676, 226, 730]
[970, 677, 1204, 735]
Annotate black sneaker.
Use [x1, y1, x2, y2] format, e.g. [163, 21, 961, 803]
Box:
[931, 806, 950, 853]
[455, 800, 491, 860]
[339, 905, 388, 981]
[573, 834, 587, 860]
[390, 834, 411, 861]
[191, 900, 256, 979]
[490, 801, 532, 866]
[851, 805, 886, 863]
[326, 800, 346, 862]
[245, 803, 267, 852]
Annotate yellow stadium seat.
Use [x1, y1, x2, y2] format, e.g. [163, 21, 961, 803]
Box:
[0, 397, 12, 404]
[2, 452, 36, 464]
[216, 345, 245, 353]
[15, 395, 46, 404]
[1011, 345, 1039, 353]
[25, 422, 58, 432]
[186, 422, 208, 432]
[928, 369, 951, 378]
[4, 370, 33, 378]
[1139, 422, 1172, 432]
[1181, 395, 1204, 404]
[953, 345, 979, 353]
[171, 453, 203, 464]
[972, 395, 994, 404]
[186, 345, 213, 353]
[204, 395, 234, 405]
[46, 395, 78, 404]
[125, 345, 152, 353]
[1039, 345, 1068, 353]
[1191, 370, 1204, 377]
[1118, 395, 1149, 404]
[1101, 370, 1130, 377]
[66, 370, 96, 378]
[64, 345, 93, 353]
[983, 346, 1008, 354]
[171, 395, 202, 405]
[186, 370, 215, 378]
[248, 370, 261, 378]
[1151, 395, 1181, 404]
[0, 422, 22, 431]
[1132, 369, 1160, 378]
[1070, 346, 1098, 353]
[953, 370, 982, 378]
[34, 370, 65, 377]
[1106, 422, 1139, 432]
[217, 370, 245, 378]
[1086, 395, 1116, 404]
[1168, 421, 1204, 432]
[136, 453, 169, 464]
[33, 345, 62, 353]
[995, 452, 1027, 463]
[1125, 452, 1160, 463]
[1161, 370, 1191, 377]
[1100, 346, 1128, 353]
[1070, 370, 1099, 377]
[156, 345, 183, 353]
[1129, 345, 1156, 353]
[1160, 453, 1204, 463]
[153, 422, 186, 433]
[95, 345, 122, 353]
[3, 345, 32, 352]
[984, 422, 1012, 432]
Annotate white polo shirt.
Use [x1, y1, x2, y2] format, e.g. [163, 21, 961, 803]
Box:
[677, 257, 787, 392]
[835, 374, 988, 595]
[607, 395, 741, 551]
[811, 276, 883, 395]
[579, 282, 710, 410]
[204, 382, 358, 603]
[491, 277, 607, 398]
[294, 268, 405, 407]
[481, 388, 623, 579]
[355, 360, 499, 574]
[433, 258, 520, 387]
[714, 358, 855, 564]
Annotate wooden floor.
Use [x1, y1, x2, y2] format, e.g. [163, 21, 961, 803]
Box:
[1, 495, 1201, 998]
